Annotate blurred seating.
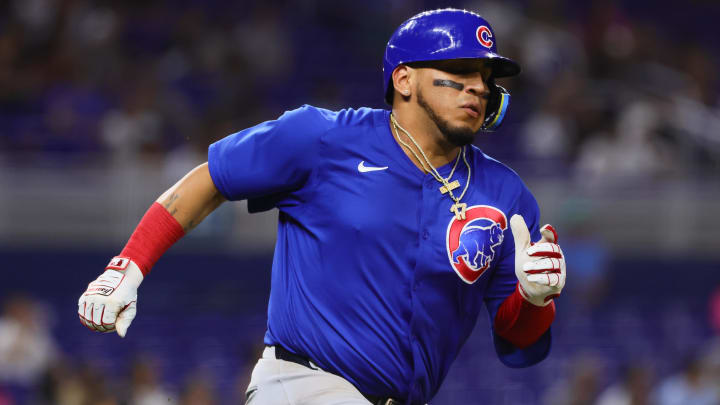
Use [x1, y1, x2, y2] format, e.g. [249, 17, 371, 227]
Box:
[0, 0, 717, 179]
[1, 250, 717, 404]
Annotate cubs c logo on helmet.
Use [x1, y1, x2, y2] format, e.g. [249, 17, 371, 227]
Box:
[476, 25, 493, 49]
[446, 205, 507, 284]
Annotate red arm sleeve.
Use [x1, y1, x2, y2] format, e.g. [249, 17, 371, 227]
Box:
[119, 202, 186, 276]
[494, 283, 556, 349]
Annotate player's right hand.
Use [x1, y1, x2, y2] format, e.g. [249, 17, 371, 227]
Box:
[78, 257, 144, 337]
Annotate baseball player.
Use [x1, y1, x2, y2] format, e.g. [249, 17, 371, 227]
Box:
[78, 9, 566, 405]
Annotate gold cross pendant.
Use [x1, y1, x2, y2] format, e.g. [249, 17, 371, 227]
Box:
[450, 202, 467, 220]
[439, 180, 460, 194]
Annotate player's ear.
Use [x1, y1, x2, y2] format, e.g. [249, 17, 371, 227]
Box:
[392, 65, 413, 101]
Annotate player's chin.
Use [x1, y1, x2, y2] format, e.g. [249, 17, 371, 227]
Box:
[442, 123, 477, 147]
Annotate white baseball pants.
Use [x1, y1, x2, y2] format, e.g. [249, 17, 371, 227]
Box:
[245, 346, 373, 405]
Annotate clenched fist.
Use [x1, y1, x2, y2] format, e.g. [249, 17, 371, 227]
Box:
[78, 257, 143, 337]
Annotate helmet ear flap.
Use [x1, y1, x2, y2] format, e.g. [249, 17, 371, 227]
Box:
[481, 82, 510, 132]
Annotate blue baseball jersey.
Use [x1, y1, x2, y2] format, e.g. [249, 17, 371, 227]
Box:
[208, 105, 550, 404]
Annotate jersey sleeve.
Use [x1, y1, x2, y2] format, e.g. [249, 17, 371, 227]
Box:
[207, 105, 329, 203]
[484, 184, 552, 368]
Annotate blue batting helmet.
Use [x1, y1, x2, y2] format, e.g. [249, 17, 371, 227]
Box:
[383, 9, 521, 131]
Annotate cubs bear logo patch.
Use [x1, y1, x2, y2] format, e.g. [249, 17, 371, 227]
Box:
[446, 205, 507, 284]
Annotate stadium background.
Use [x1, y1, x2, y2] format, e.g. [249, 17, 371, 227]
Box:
[1, 0, 719, 404]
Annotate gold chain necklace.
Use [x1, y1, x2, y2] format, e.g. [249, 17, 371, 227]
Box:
[395, 130, 461, 186]
[390, 113, 471, 220]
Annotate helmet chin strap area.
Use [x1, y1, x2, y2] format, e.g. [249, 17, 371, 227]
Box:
[481, 81, 510, 132]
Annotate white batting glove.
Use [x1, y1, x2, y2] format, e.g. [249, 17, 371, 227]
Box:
[78, 257, 143, 337]
[510, 214, 566, 307]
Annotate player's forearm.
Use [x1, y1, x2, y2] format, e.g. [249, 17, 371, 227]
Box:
[78, 163, 226, 336]
[156, 162, 226, 232]
[494, 285, 555, 349]
[118, 163, 225, 276]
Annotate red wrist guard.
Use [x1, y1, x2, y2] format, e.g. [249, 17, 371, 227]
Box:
[119, 202, 185, 276]
[494, 283, 556, 349]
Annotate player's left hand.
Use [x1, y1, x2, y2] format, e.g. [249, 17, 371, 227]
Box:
[510, 214, 566, 307]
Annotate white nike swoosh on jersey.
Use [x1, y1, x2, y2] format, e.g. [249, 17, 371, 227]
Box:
[357, 161, 389, 172]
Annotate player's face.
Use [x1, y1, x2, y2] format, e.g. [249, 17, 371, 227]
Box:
[412, 60, 492, 147]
